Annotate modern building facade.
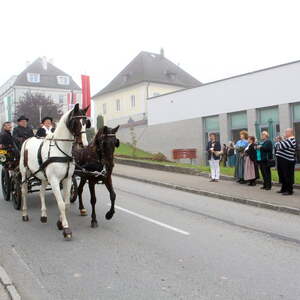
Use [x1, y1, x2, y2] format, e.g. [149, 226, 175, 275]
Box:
[116, 59, 300, 163]
[92, 50, 201, 127]
[0, 57, 81, 123]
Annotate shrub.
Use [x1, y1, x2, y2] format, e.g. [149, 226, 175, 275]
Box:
[152, 152, 168, 162]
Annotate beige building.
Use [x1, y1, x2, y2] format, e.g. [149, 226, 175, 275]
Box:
[0, 57, 81, 124]
[92, 50, 201, 127]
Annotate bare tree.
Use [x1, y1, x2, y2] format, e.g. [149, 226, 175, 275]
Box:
[14, 92, 63, 128]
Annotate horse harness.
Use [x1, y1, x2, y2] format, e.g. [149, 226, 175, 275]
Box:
[22, 114, 89, 184]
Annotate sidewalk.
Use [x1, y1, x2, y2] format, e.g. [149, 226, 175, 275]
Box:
[114, 163, 300, 215]
[0, 265, 21, 300]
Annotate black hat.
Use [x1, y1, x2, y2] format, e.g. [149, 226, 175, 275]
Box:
[41, 117, 53, 123]
[17, 115, 29, 122]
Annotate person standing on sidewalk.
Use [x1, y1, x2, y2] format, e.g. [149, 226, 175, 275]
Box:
[234, 131, 248, 184]
[244, 136, 259, 186]
[206, 133, 221, 182]
[227, 141, 236, 167]
[257, 131, 273, 190]
[275, 128, 296, 195]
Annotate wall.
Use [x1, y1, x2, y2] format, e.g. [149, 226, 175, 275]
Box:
[117, 117, 204, 163]
[14, 86, 82, 113]
[93, 82, 184, 126]
[148, 61, 300, 125]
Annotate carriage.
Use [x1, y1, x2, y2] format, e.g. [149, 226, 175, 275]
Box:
[0, 147, 78, 210]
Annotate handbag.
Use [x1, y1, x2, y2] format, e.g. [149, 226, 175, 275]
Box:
[266, 159, 276, 168]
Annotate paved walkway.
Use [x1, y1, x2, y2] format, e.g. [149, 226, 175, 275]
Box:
[0, 284, 10, 300]
[114, 164, 300, 211]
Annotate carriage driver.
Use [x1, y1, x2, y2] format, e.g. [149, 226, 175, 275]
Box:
[13, 115, 34, 147]
[0, 122, 15, 149]
[36, 116, 55, 138]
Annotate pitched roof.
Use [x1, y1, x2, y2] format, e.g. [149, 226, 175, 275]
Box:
[93, 51, 201, 98]
[14, 58, 81, 90]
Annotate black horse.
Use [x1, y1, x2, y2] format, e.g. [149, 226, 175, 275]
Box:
[73, 125, 120, 227]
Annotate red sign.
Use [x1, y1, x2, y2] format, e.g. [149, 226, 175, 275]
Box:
[81, 75, 91, 117]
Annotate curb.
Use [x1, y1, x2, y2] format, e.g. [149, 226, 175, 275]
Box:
[0, 266, 21, 300]
[115, 158, 300, 189]
[114, 173, 300, 216]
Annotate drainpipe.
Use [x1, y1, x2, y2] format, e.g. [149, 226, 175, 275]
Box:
[145, 82, 150, 117]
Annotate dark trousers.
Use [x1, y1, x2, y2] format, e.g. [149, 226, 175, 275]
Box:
[277, 156, 295, 193]
[260, 161, 272, 189]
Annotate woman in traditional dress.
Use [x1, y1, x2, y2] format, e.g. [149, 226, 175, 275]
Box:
[234, 130, 248, 183]
[244, 136, 259, 186]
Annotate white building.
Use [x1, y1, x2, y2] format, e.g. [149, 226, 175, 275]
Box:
[116, 60, 300, 163]
[0, 57, 82, 123]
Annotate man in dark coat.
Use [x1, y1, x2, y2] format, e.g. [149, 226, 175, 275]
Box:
[36, 117, 55, 138]
[13, 116, 34, 147]
[0, 122, 15, 148]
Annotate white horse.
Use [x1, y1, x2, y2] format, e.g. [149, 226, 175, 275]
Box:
[19, 104, 89, 240]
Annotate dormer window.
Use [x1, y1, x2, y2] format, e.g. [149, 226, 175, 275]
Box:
[27, 73, 40, 83]
[57, 75, 70, 85]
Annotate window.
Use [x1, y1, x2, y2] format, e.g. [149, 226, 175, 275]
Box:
[59, 95, 64, 104]
[116, 99, 120, 111]
[57, 76, 70, 85]
[103, 103, 107, 114]
[230, 111, 247, 142]
[131, 95, 135, 108]
[27, 73, 40, 83]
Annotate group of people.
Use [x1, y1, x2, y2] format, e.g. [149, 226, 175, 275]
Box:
[0, 116, 55, 150]
[207, 128, 297, 196]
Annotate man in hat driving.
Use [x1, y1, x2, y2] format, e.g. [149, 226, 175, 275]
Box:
[13, 115, 34, 146]
[36, 116, 55, 137]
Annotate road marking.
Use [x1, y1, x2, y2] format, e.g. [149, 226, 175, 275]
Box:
[112, 204, 190, 236]
[11, 246, 45, 290]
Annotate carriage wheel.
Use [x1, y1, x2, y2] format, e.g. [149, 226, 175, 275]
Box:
[70, 176, 78, 203]
[1, 168, 11, 201]
[11, 173, 22, 210]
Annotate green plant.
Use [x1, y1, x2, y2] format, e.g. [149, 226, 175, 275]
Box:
[152, 152, 168, 161]
[96, 115, 104, 129]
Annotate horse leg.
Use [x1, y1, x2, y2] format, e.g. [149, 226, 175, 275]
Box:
[62, 177, 72, 209]
[40, 180, 48, 223]
[49, 178, 72, 240]
[21, 177, 29, 222]
[88, 181, 98, 228]
[77, 178, 87, 216]
[104, 175, 116, 220]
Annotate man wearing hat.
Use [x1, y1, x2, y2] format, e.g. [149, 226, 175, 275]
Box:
[36, 117, 55, 137]
[13, 115, 34, 145]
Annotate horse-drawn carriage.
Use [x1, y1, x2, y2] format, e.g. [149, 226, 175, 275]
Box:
[0, 103, 119, 240]
[0, 146, 78, 210]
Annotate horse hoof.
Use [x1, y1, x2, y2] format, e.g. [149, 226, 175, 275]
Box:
[56, 220, 63, 231]
[63, 228, 72, 241]
[40, 216, 47, 223]
[22, 215, 29, 222]
[80, 209, 88, 216]
[91, 221, 98, 228]
[105, 211, 115, 220]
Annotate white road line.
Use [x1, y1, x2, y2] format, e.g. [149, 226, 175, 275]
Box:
[112, 204, 190, 236]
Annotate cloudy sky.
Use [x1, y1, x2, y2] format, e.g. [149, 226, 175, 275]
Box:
[1, 0, 300, 95]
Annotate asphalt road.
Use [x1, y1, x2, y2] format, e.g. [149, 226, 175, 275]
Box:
[0, 175, 300, 300]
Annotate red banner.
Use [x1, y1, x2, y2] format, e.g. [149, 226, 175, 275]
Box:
[81, 75, 91, 117]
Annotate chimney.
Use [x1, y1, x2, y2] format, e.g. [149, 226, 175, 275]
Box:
[49, 58, 54, 65]
[42, 56, 47, 70]
[160, 48, 164, 58]
[25, 60, 30, 67]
